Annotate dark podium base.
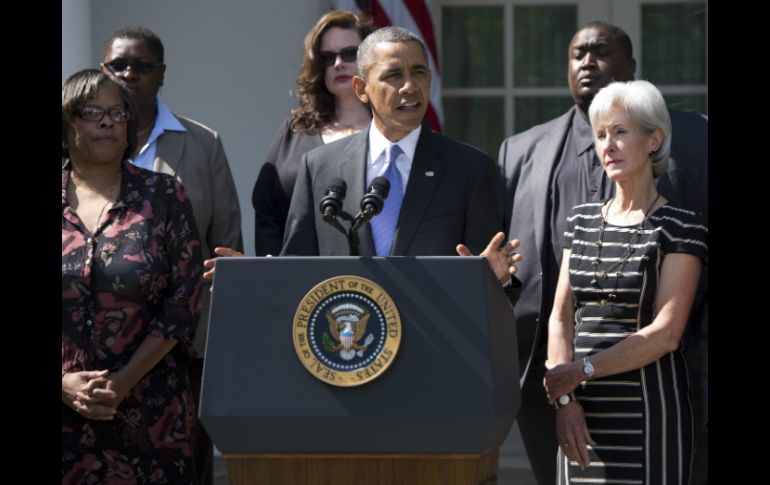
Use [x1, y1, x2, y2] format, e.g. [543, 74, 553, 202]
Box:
[225, 448, 499, 485]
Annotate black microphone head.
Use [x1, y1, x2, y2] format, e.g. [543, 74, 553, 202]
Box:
[319, 178, 347, 222]
[360, 176, 390, 217]
[370, 176, 390, 199]
[328, 178, 347, 198]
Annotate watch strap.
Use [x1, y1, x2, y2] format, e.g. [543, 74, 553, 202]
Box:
[583, 356, 595, 380]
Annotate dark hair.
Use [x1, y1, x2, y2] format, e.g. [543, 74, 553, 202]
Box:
[62, 69, 138, 161]
[104, 26, 165, 63]
[357, 26, 429, 79]
[290, 10, 374, 134]
[580, 21, 633, 59]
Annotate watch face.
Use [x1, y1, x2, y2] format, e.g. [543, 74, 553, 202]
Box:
[558, 394, 570, 405]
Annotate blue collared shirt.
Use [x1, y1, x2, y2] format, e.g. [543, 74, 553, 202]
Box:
[130, 98, 187, 170]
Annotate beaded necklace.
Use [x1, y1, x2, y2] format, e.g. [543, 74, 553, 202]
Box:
[591, 193, 661, 306]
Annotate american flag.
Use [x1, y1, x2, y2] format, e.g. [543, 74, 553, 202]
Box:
[334, 0, 443, 132]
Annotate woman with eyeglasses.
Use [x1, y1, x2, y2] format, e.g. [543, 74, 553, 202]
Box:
[223, 11, 374, 260]
[62, 69, 203, 484]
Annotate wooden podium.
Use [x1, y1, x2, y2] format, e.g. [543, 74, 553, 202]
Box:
[225, 450, 499, 485]
[202, 257, 520, 485]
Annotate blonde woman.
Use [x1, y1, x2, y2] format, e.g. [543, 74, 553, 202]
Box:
[543, 80, 707, 484]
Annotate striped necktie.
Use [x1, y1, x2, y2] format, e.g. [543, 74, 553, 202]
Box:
[372, 144, 404, 256]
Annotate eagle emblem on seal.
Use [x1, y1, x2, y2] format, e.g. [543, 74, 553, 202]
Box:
[324, 303, 375, 360]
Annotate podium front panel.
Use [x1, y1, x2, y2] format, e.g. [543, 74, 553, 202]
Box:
[201, 257, 519, 453]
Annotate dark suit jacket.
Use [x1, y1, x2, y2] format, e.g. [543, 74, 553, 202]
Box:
[282, 125, 502, 258]
[499, 105, 708, 383]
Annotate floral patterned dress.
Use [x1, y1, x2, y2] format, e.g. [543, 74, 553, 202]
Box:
[62, 161, 204, 484]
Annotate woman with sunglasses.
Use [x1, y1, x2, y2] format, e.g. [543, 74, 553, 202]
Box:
[62, 69, 203, 483]
[202, 11, 374, 274]
[250, 10, 374, 256]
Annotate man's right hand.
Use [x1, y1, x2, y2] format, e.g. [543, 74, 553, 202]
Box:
[203, 246, 245, 282]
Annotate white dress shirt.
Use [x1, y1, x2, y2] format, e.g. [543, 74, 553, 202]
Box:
[365, 123, 422, 194]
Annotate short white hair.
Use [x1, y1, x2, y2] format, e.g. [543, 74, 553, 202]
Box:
[588, 80, 671, 178]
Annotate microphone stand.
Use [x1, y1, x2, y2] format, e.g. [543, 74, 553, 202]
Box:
[322, 177, 389, 256]
[322, 210, 361, 255]
[340, 212, 360, 256]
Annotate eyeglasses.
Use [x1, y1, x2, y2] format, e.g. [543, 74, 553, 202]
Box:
[103, 60, 162, 75]
[318, 47, 358, 67]
[79, 105, 129, 124]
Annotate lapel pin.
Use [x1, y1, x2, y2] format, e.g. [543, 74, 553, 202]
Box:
[425, 171, 434, 177]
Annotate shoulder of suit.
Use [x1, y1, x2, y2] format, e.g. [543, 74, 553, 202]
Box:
[173, 114, 221, 140]
[422, 129, 492, 161]
[669, 108, 708, 132]
[304, 128, 364, 159]
[501, 108, 575, 146]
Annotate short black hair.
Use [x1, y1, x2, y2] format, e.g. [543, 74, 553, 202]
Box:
[62, 69, 138, 161]
[104, 26, 165, 63]
[357, 26, 429, 79]
[580, 21, 633, 59]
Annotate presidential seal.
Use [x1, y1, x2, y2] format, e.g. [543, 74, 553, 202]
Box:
[292, 275, 402, 387]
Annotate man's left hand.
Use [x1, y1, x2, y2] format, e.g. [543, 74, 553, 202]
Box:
[457, 232, 522, 284]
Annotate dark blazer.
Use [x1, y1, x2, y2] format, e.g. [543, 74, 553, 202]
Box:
[282, 125, 502, 258]
[498, 105, 708, 383]
[252, 118, 323, 256]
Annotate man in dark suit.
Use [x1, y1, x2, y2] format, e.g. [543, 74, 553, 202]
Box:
[282, 26, 520, 283]
[498, 21, 708, 485]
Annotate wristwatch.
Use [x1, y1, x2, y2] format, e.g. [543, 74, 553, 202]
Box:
[582, 356, 595, 381]
[553, 392, 577, 411]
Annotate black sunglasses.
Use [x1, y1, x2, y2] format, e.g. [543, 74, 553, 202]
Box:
[318, 47, 358, 67]
[103, 60, 162, 75]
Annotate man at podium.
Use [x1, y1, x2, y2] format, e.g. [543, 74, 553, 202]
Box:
[203, 26, 521, 290]
[280, 26, 519, 284]
[201, 30, 524, 483]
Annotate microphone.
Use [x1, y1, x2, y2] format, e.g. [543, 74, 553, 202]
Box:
[351, 176, 390, 231]
[319, 178, 347, 223]
[361, 176, 390, 217]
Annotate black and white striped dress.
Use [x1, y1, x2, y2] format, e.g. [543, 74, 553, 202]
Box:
[558, 201, 708, 485]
